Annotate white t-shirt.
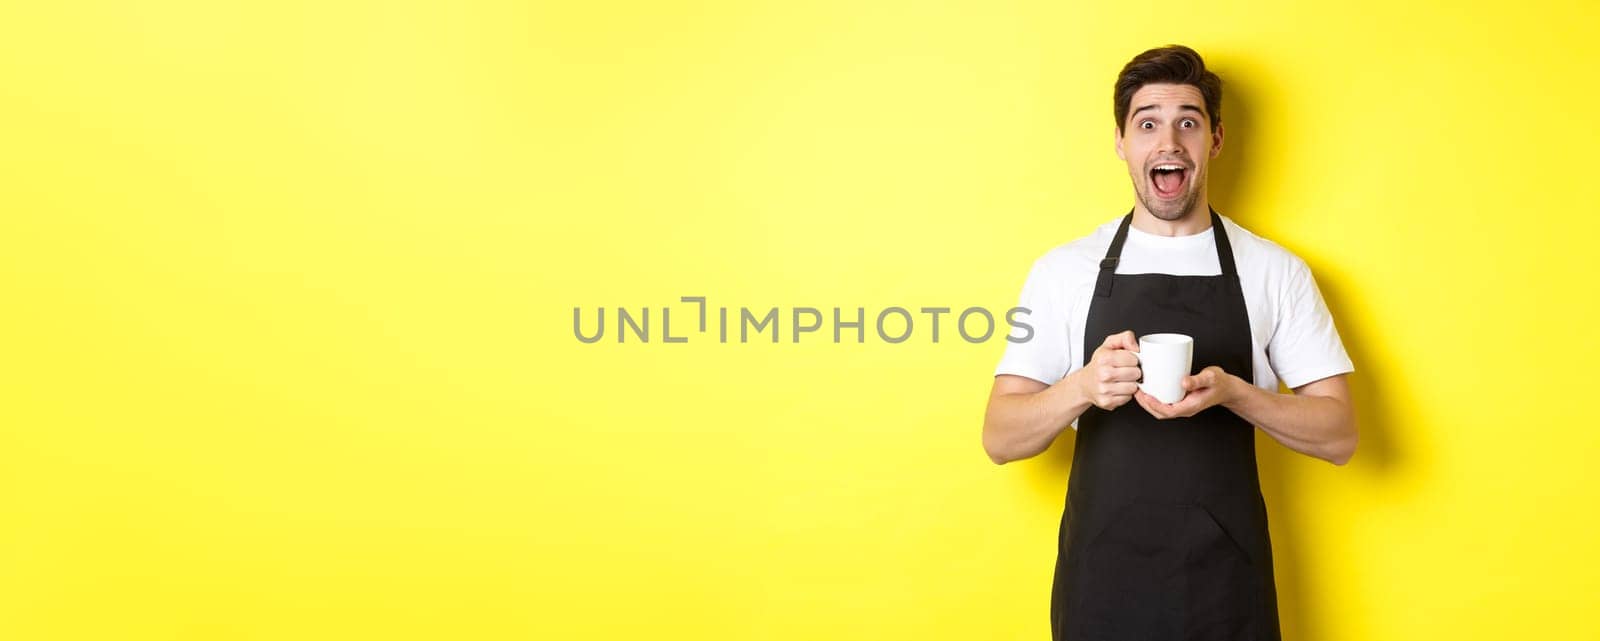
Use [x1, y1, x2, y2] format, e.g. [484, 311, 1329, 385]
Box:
[994, 214, 1353, 428]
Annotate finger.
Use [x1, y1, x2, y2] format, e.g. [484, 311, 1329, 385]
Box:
[1106, 366, 1142, 382]
[1104, 381, 1139, 396]
[1134, 389, 1168, 419]
[1183, 368, 1217, 391]
[1105, 351, 1140, 369]
[1101, 330, 1138, 353]
[1166, 390, 1212, 417]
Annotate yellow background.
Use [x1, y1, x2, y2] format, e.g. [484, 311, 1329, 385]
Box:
[2, 1, 1597, 639]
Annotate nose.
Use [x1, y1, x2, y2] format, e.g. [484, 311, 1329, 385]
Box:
[1159, 128, 1185, 155]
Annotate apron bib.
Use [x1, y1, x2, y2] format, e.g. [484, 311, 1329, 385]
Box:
[1050, 209, 1281, 641]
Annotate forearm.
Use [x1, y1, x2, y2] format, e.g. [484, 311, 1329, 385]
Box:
[983, 377, 1091, 464]
[1222, 382, 1357, 465]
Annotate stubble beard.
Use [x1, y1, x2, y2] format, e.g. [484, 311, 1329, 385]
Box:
[1135, 164, 1206, 222]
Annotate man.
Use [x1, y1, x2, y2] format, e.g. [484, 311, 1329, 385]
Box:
[981, 45, 1357, 641]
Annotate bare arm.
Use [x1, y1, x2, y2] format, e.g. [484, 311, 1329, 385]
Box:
[1225, 374, 1357, 465]
[1134, 370, 1358, 465]
[981, 375, 1087, 465]
[982, 331, 1142, 464]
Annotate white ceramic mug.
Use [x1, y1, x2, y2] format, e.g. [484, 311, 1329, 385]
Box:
[1133, 333, 1194, 404]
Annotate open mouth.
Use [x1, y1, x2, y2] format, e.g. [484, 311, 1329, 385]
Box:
[1149, 163, 1190, 200]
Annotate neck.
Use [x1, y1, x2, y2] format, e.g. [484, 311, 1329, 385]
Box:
[1130, 198, 1213, 237]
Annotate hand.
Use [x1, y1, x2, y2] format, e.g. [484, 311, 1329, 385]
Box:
[1135, 366, 1242, 420]
[1074, 330, 1142, 410]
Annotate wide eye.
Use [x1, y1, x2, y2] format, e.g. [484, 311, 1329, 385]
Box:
[1180, 118, 1197, 129]
[1140, 120, 1154, 130]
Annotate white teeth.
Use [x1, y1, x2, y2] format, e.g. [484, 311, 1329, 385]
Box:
[1154, 164, 1184, 171]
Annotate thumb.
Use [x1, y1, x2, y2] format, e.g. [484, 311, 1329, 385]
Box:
[1101, 330, 1139, 352]
[1183, 367, 1218, 390]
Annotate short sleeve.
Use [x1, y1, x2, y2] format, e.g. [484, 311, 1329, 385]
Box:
[1268, 257, 1355, 389]
[994, 256, 1071, 386]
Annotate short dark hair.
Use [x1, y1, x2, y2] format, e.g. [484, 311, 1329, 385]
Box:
[1114, 45, 1223, 134]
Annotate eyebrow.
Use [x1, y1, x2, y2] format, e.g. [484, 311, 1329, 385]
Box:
[1130, 104, 1206, 120]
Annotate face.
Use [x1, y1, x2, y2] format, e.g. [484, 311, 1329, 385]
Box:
[1116, 83, 1224, 221]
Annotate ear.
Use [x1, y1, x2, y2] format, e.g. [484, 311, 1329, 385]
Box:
[1115, 127, 1125, 161]
[1210, 122, 1225, 159]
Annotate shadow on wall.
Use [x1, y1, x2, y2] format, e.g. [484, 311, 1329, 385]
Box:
[1014, 60, 1405, 641]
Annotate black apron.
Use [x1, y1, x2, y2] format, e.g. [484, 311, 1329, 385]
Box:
[1050, 209, 1280, 641]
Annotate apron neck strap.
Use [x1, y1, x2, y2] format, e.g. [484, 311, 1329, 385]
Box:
[1093, 206, 1237, 299]
[1211, 208, 1239, 276]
